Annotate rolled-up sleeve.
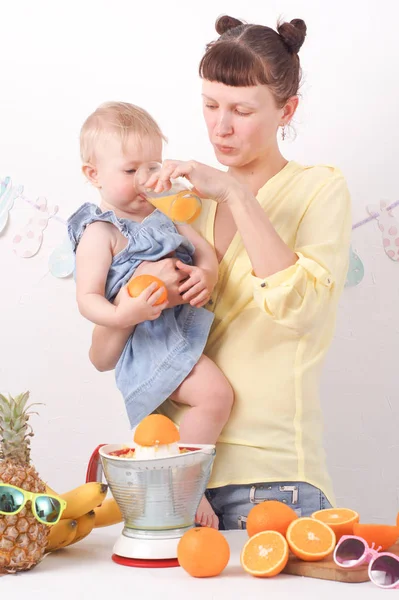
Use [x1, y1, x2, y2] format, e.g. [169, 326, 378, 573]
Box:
[251, 174, 352, 333]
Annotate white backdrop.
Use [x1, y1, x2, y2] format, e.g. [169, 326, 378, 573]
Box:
[0, 0, 398, 524]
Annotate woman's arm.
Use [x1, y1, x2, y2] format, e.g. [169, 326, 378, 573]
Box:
[151, 160, 296, 279]
[175, 223, 219, 306]
[247, 173, 351, 333]
[177, 223, 218, 280]
[149, 159, 351, 333]
[89, 321, 133, 372]
[224, 183, 297, 279]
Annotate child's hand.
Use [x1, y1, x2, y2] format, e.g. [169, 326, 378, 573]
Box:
[176, 261, 216, 308]
[115, 284, 168, 328]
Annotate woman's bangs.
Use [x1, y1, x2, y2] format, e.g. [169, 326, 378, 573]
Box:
[200, 43, 268, 87]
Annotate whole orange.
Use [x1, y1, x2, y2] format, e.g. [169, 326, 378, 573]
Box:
[177, 527, 230, 577]
[246, 500, 298, 538]
[353, 523, 399, 552]
[127, 274, 168, 305]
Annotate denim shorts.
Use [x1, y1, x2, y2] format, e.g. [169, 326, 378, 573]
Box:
[205, 481, 332, 530]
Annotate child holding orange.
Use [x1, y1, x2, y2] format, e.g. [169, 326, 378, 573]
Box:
[68, 101, 233, 527]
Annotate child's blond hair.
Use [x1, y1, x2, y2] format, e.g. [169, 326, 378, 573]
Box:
[80, 101, 167, 163]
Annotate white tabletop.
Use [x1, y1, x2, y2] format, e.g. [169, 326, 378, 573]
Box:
[1, 527, 386, 599]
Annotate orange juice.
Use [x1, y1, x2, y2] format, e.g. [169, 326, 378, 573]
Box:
[149, 191, 201, 224]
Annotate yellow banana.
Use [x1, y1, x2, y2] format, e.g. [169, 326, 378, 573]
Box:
[45, 483, 58, 496]
[65, 510, 96, 546]
[94, 498, 123, 527]
[46, 518, 77, 552]
[60, 482, 108, 519]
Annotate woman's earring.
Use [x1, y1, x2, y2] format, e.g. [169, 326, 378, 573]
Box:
[281, 124, 286, 141]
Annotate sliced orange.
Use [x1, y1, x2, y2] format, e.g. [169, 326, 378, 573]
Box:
[286, 517, 336, 561]
[134, 414, 180, 446]
[353, 523, 399, 552]
[397, 512, 399, 527]
[311, 508, 359, 541]
[246, 500, 298, 538]
[241, 531, 289, 577]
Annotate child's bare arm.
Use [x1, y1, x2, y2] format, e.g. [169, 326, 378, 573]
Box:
[75, 222, 120, 326]
[76, 222, 167, 328]
[89, 287, 136, 371]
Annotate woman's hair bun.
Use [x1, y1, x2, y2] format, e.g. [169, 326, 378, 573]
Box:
[215, 15, 244, 35]
[277, 18, 307, 54]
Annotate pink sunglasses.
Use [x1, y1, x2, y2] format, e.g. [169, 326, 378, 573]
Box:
[333, 535, 399, 589]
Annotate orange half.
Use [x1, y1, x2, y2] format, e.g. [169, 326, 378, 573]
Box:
[241, 531, 289, 577]
[311, 508, 359, 541]
[286, 517, 336, 561]
[134, 414, 180, 446]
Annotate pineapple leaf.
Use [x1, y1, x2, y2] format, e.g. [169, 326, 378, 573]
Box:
[0, 390, 34, 465]
[0, 394, 10, 413]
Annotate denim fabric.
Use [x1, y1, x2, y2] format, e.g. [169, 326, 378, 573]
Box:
[205, 481, 332, 530]
[68, 203, 214, 427]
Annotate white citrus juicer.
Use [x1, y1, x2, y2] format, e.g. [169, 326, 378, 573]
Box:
[86, 442, 216, 567]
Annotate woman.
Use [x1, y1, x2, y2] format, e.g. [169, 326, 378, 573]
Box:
[89, 15, 351, 529]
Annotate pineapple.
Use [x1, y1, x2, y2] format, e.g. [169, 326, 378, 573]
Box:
[0, 391, 50, 573]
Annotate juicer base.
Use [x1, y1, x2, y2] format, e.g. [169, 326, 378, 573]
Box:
[112, 531, 182, 561]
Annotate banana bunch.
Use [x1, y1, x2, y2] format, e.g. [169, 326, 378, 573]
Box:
[45, 482, 123, 552]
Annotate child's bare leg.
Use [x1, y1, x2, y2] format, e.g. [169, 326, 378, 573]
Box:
[170, 355, 234, 444]
[196, 496, 219, 529]
[170, 355, 234, 528]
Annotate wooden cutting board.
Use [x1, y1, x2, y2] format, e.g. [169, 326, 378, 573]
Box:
[283, 541, 399, 583]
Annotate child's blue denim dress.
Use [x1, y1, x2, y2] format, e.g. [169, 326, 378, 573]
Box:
[68, 202, 214, 427]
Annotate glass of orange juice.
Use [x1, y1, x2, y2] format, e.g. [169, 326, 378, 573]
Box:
[135, 161, 202, 224]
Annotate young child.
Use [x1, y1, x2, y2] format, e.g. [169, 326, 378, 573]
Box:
[67, 102, 234, 527]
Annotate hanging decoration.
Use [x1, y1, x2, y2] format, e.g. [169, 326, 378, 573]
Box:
[345, 246, 365, 288]
[48, 236, 75, 278]
[344, 199, 399, 286]
[0, 177, 23, 233]
[0, 176, 73, 277]
[366, 201, 399, 262]
[12, 196, 59, 258]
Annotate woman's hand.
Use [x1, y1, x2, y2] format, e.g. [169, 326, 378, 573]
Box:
[176, 261, 216, 307]
[133, 258, 190, 308]
[144, 159, 240, 204]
